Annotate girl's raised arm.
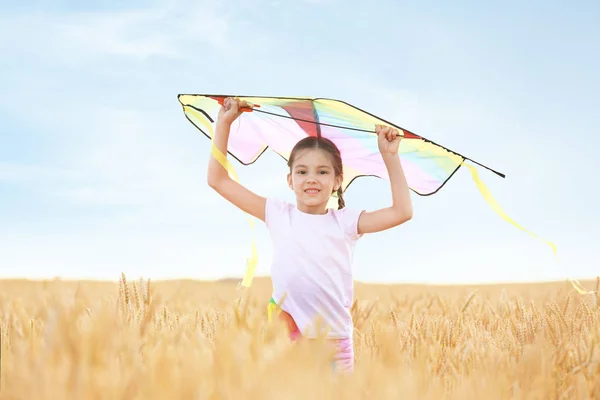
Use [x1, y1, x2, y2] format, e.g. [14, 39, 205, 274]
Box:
[357, 125, 413, 235]
[207, 98, 267, 222]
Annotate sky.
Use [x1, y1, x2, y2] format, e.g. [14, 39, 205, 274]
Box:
[1, 0, 599, 287]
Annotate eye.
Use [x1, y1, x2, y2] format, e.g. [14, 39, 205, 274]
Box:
[319, 170, 328, 174]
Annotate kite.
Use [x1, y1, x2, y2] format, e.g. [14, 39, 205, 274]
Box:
[177, 94, 593, 295]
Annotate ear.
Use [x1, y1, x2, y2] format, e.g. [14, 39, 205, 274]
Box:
[334, 175, 343, 191]
[287, 172, 293, 190]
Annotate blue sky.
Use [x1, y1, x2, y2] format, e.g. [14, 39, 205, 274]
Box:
[1, 0, 598, 287]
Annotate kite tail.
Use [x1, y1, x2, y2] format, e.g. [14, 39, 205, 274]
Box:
[464, 162, 594, 295]
[184, 105, 258, 289]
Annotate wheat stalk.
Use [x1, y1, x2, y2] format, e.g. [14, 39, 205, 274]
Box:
[0, 277, 597, 399]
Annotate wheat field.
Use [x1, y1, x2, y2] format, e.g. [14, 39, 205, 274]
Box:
[0, 275, 598, 399]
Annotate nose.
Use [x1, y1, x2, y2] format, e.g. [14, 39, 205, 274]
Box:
[306, 174, 317, 183]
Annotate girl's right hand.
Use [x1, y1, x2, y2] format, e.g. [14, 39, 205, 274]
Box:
[217, 97, 249, 125]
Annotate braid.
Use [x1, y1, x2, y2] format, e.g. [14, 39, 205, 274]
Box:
[336, 187, 345, 210]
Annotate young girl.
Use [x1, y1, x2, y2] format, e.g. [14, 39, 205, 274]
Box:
[207, 97, 413, 372]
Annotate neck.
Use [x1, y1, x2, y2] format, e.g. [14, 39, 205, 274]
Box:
[295, 202, 329, 215]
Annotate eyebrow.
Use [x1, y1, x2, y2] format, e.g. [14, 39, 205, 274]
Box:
[294, 164, 332, 169]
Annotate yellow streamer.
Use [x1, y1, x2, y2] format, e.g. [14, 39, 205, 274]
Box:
[187, 106, 258, 289]
[464, 163, 594, 295]
[267, 298, 278, 323]
[212, 138, 259, 290]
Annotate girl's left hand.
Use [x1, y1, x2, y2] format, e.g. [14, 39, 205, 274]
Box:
[376, 124, 403, 155]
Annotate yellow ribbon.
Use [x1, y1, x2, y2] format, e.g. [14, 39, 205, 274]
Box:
[212, 138, 258, 290]
[267, 298, 278, 323]
[464, 163, 593, 295]
[186, 105, 258, 289]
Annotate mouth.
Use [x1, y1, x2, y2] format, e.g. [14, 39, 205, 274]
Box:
[304, 188, 320, 195]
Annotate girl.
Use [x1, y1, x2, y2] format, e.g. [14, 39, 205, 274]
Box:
[207, 97, 413, 372]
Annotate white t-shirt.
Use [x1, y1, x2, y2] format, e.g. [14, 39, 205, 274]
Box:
[265, 197, 364, 339]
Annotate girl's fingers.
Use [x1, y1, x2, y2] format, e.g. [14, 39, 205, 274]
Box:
[377, 125, 403, 142]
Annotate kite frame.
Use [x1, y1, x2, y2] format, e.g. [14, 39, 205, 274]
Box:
[177, 93, 505, 197]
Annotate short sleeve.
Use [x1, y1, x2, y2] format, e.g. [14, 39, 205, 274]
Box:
[337, 207, 364, 241]
[265, 197, 290, 230]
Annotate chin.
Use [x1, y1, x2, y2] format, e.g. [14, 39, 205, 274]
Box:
[297, 194, 328, 206]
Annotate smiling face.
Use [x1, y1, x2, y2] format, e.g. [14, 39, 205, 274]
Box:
[287, 147, 343, 214]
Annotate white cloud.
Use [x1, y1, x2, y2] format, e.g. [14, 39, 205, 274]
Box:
[0, 163, 84, 185]
[1, 105, 214, 209]
[0, 0, 285, 211]
[0, 1, 231, 62]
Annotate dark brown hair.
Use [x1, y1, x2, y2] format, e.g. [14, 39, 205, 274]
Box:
[287, 136, 345, 209]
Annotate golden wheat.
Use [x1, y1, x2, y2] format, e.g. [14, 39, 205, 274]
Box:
[0, 276, 598, 399]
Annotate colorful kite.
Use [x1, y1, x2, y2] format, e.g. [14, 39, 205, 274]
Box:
[178, 94, 592, 295]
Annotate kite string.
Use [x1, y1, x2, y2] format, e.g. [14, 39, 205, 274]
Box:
[464, 163, 594, 295]
[193, 109, 258, 289]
